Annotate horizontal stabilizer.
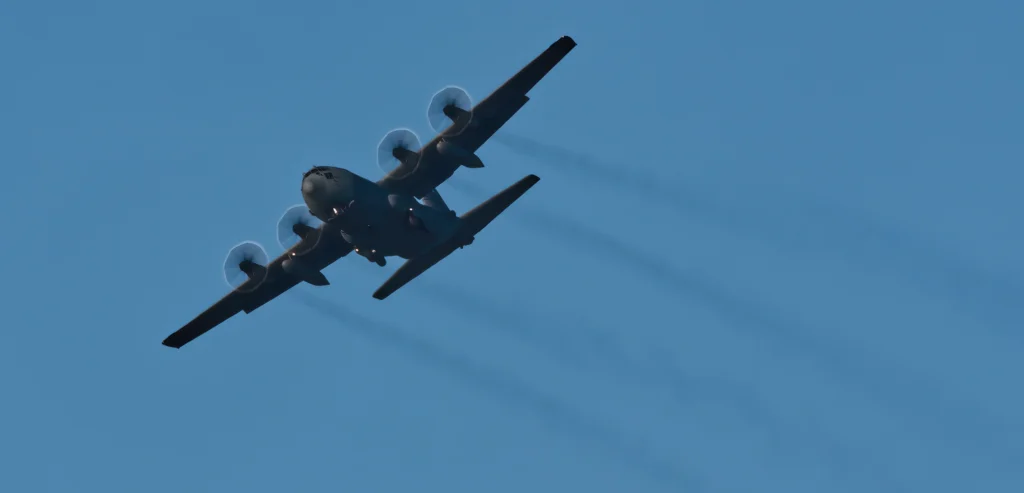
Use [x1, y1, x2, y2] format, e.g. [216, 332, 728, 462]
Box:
[459, 174, 539, 236]
[372, 242, 461, 301]
[372, 174, 540, 300]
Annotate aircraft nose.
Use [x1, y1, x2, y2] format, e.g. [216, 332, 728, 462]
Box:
[301, 176, 318, 195]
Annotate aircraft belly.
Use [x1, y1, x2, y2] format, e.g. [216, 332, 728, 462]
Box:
[341, 218, 434, 259]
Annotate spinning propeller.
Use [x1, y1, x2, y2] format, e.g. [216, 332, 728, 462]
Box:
[276, 204, 323, 256]
[223, 241, 270, 293]
[376, 127, 422, 176]
[426, 85, 474, 135]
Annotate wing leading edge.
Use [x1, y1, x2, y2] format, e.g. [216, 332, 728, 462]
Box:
[162, 228, 353, 349]
[378, 36, 576, 198]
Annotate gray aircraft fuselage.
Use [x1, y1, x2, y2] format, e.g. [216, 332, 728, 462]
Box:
[300, 166, 464, 265]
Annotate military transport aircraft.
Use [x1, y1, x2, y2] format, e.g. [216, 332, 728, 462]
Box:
[161, 35, 577, 348]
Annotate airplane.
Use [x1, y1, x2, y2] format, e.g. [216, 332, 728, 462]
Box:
[161, 35, 577, 349]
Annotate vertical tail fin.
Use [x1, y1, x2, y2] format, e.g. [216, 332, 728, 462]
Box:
[421, 189, 452, 213]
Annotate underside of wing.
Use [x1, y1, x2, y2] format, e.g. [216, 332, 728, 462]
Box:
[377, 36, 576, 198]
[162, 293, 243, 349]
[162, 224, 354, 349]
[449, 35, 578, 153]
[161, 287, 270, 349]
[162, 268, 306, 349]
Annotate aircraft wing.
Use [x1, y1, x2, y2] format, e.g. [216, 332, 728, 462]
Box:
[162, 227, 354, 349]
[377, 35, 576, 198]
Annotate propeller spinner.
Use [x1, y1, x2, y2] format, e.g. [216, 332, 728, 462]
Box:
[276, 204, 324, 256]
[376, 127, 423, 177]
[426, 85, 474, 136]
[223, 241, 270, 293]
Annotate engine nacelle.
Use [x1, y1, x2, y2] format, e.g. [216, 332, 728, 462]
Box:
[282, 258, 330, 286]
[444, 105, 471, 122]
[291, 222, 318, 243]
[392, 146, 420, 166]
[238, 260, 267, 280]
[436, 139, 485, 169]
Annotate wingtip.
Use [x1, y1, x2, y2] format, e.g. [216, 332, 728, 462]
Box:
[161, 334, 185, 349]
[559, 35, 577, 47]
[372, 291, 388, 300]
[526, 174, 541, 184]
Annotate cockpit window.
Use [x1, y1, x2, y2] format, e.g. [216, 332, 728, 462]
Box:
[323, 172, 333, 179]
[302, 166, 329, 178]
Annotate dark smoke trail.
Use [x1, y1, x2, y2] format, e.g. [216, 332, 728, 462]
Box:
[410, 278, 909, 492]
[409, 275, 772, 421]
[491, 132, 664, 195]
[292, 290, 702, 493]
[490, 132, 1023, 337]
[358, 260, 726, 417]
[358, 238, 908, 492]
[444, 177, 1021, 470]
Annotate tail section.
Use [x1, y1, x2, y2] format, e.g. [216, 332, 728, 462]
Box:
[372, 174, 540, 300]
[458, 174, 540, 238]
[421, 189, 452, 213]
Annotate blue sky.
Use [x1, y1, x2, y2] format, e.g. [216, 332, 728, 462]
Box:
[1, 0, 1022, 491]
